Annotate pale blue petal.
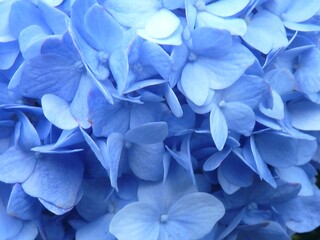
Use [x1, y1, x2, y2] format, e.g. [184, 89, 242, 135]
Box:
[264, 69, 295, 95]
[145, 9, 180, 39]
[109, 202, 160, 240]
[41, 0, 64, 7]
[217, 167, 240, 194]
[9, 221, 38, 240]
[283, 20, 320, 32]
[164, 84, 183, 117]
[110, 49, 129, 94]
[203, 147, 231, 171]
[287, 100, 320, 131]
[180, 62, 209, 106]
[276, 167, 314, 197]
[103, 0, 161, 28]
[125, 79, 167, 93]
[295, 48, 320, 93]
[210, 104, 228, 151]
[168, 192, 225, 239]
[125, 122, 168, 145]
[76, 214, 115, 240]
[242, 10, 288, 54]
[206, 0, 250, 17]
[259, 90, 284, 120]
[196, 12, 247, 36]
[0, 0, 15, 42]
[22, 154, 83, 210]
[42, 94, 78, 130]
[0, 147, 36, 183]
[281, 0, 320, 23]
[222, 102, 255, 136]
[128, 142, 165, 181]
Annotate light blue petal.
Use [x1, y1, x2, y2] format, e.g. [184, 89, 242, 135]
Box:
[42, 94, 78, 130]
[124, 79, 167, 93]
[180, 62, 210, 106]
[287, 100, 320, 130]
[41, 0, 64, 7]
[102, 133, 125, 190]
[196, 12, 247, 36]
[281, 0, 320, 23]
[242, 10, 288, 54]
[264, 69, 295, 95]
[7, 184, 42, 220]
[164, 84, 183, 117]
[103, 0, 161, 28]
[210, 104, 228, 151]
[125, 122, 168, 145]
[76, 214, 115, 240]
[141, 41, 172, 79]
[276, 167, 314, 197]
[130, 102, 166, 128]
[198, 43, 255, 89]
[283, 19, 320, 32]
[109, 202, 160, 240]
[9, 0, 50, 38]
[221, 75, 268, 108]
[110, 49, 129, 94]
[206, 0, 250, 17]
[84, 4, 123, 52]
[0, 41, 19, 70]
[203, 147, 231, 171]
[9, 221, 39, 240]
[185, 0, 197, 30]
[38, 0, 68, 34]
[222, 102, 255, 136]
[80, 128, 103, 161]
[22, 154, 83, 210]
[128, 142, 165, 181]
[0, 0, 15, 42]
[295, 48, 320, 93]
[168, 192, 225, 239]
[217, 167, 241, 194]
[0, 147, 36, 183]
[259, 90, 284, 120]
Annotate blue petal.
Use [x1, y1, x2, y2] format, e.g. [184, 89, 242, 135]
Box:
[222, 102, 255, 136]
[191, 28, 232, 58]
[242, 10, 288, 54]
[180, 62, 210, 106]
[88, 92, 130, 137]
[109, 202, 160, 240]
[19, 53, 83, 102]
[221, 75, 268, 108]
[0, 41, 19, 70]
[125, 122, 168, 145]
[128, 142, 165, 181]
[10, 221, 38, 240]
[7, 184, 42, 220]
[41, 0, 64, 7]
[101, 133, 125, 190]
[210, 104, 228, 151]
[42, 94, 78, 130]
[0, 0, 15, 42]
[76, 214, 114, 240]
[17, 112, 41, 150]
[280, 0, 320, 23]
[164, 84, 183, 118]
[254, 131, 298, 168]
[276, 167, 314, 197]
[110, 49, 129, 94]
[22, 154, 83, 210]
[0, 198, 23, 239]
[168, 192, 225, 239]
[0, 147, 37, 183]
[203, 147, 231, 171]
[84, 3, 123, 52]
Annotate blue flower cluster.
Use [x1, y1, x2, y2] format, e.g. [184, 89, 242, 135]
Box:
[1, 0, 320, 239]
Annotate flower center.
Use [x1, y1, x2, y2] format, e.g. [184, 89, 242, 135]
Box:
[98, 51, 109, 63]
[188, 52, 197, 62]
[195, 0, 206, 11]
[74, 61, 85, 72]
[219, 100, 226, 108]
[132, 62, 143, 74]
[160, 214, 169, 223]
